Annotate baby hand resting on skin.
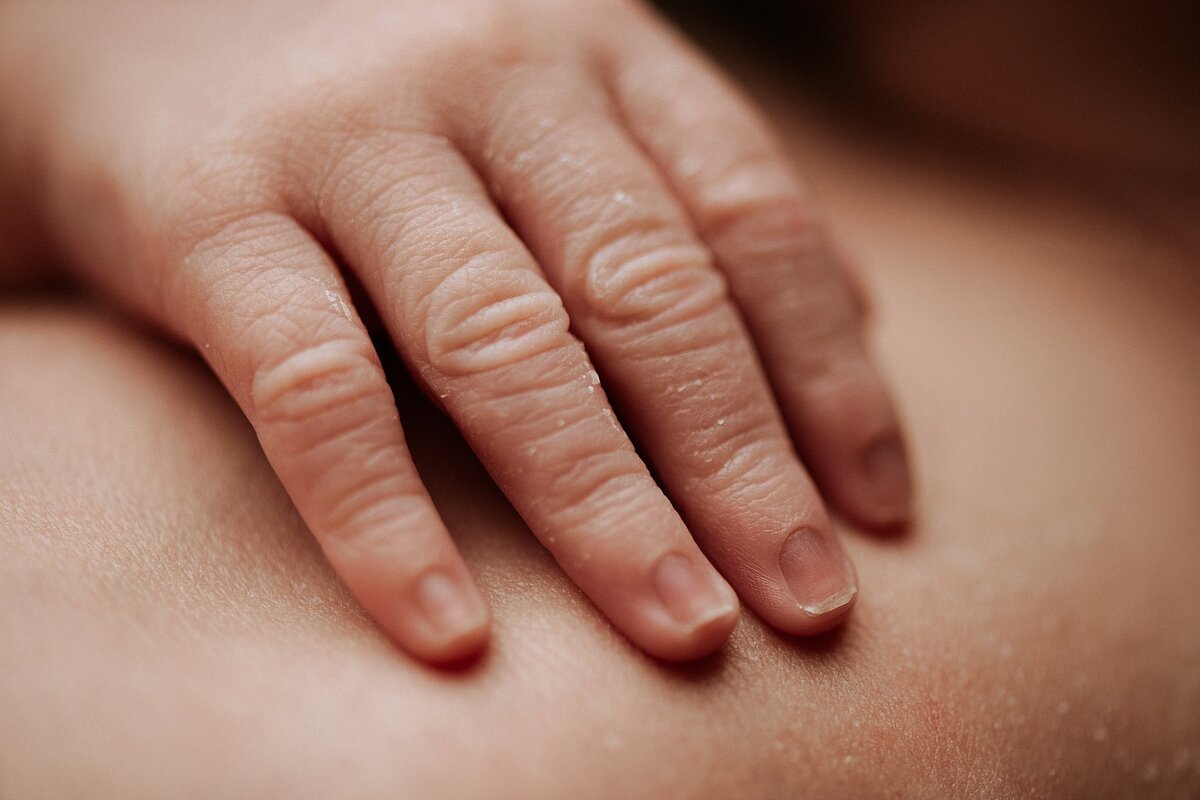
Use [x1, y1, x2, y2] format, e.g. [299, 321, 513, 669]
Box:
[0, 0, 910, 663]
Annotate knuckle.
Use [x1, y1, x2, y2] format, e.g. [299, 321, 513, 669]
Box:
[320, 463, 430, 544]
[168, 210, 304, 318]
[546, 449, 645, 513]
[681, 408, 783, 482]
[785, 337, 878, 398]
[251, 338, 388, 438]
[163, 152, 279, 254]
[580, 230, 727, 324]
[693, 150, 799, 220]
[775, 283, 862, 356]
[768, 274, 867, 377]
[691, 428, 797, 505]
[422, 254, 571, 378]
[705, 189, 825, 270]
[534, 448, 653, 541]
[698, 191, 866, 353]
[181, 212, 302, 275]
[317, 131, 459, 235]
[678, 415, 813, 525]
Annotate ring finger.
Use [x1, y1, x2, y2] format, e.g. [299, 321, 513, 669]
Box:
[311, 135, 741, 660]
[451, 67, 859, 634]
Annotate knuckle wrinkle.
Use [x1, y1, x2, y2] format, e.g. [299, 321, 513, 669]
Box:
[424, 260, 570, 377]
[251, 339, 383, 429]
[583, 234, 725, 323]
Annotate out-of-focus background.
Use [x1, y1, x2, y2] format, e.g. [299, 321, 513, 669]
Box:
[653, 1, 1200, 187]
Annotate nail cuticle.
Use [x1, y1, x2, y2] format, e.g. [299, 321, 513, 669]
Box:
[415, 569, 485, 639]
[861, 433, 912, 517]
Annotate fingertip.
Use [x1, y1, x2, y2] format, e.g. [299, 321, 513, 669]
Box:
[421, 623, 492, 666]
[661, 606, 740, 662]
[857, 432, 914, 529]
[396, 569, 492, 665]
[786, 594, 857, 637]
[645, 602, 740, 663]
[830, 430, 913, 533]
[783, 356, 914, 534]
[642, 552, 740, 661]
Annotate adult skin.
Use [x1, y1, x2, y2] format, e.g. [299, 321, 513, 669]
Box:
[2, 18, 1199, 800]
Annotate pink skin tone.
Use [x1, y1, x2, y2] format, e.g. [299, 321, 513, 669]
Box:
[0, 0, 909, 663]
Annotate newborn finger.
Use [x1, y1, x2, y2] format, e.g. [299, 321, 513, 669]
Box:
[317, 141, 739, 660]
[604, 17, 913, 529]
[457, 72, 858, 634]
[171, 212, 489, 662]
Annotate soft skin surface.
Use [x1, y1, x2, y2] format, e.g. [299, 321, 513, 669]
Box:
[0, 0, 910, 662]
[2, 81, 1199, 797]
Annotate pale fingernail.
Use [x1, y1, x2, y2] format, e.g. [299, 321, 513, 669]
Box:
[861, 434, 912, 521]
[779, 527, 857, 616]
[652, 552, 739, 630]
[415, 569, 488, 644]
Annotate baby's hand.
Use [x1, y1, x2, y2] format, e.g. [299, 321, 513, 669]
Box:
[3, 0, 910, 662]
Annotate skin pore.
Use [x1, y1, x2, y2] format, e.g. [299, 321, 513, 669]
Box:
[2, 17, 1199, 797]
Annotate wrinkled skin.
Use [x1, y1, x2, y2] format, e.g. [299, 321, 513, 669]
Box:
[2, 48, 1199, 794]
[0, 0, 911, 663]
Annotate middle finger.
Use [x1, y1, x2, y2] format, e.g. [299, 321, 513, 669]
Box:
[454, 68, 859, 634]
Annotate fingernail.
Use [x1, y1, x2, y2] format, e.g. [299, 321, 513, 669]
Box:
[779, 527, 857, 616]
[415, 570, 488, 642]
[652, 552, 738, 629]
[862, 434, 912, 519]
